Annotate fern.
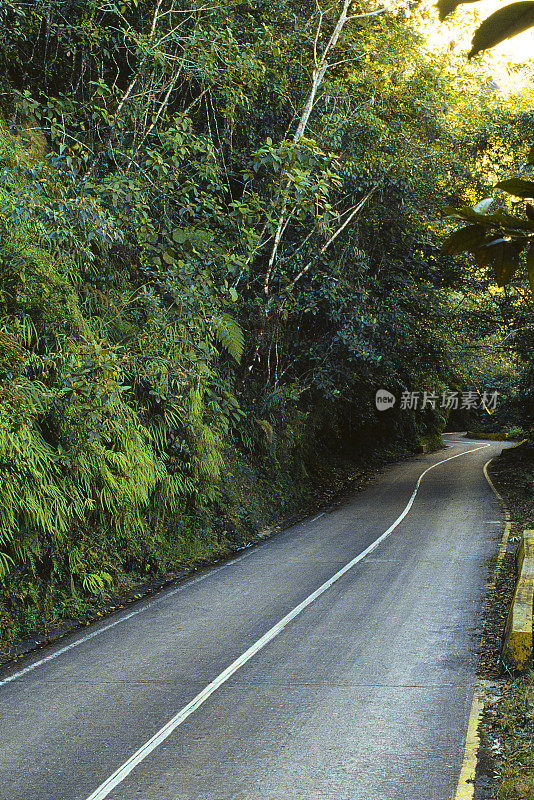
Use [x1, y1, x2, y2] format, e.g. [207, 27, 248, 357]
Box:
[0, 551, 13, 579]
[213, 314, 244, 363]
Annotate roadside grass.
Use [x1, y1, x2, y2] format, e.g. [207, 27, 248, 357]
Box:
[489, 442, 534, 530]
[466, 430, 528, 442]
[484, 673, 534, 800]
[482, 441, 534, 799]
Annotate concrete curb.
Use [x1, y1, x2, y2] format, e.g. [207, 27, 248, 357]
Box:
[502, 529, 534, 671]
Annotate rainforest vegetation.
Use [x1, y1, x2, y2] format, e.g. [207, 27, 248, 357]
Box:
[0, 0, 533, 650]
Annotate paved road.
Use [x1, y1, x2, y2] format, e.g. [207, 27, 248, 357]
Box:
[1, 436, 507, 800]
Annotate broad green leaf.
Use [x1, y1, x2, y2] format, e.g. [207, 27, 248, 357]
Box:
[162, 247, 177, 264]
[469, 1, 534, 58]
[436, 0, 480, 20]
[442, 224, 487, 254]
[443, 205, 534, 231]
[473, 197, 493, 213]
[496, 178, 534, 198]
[475, 239, 523, 285]
[443, 205, 492, 223]
[492, 210, 534, 231]
[527, 143, 534, 165]
[494, 250, 520, 286]
[528, 244, 534, 292]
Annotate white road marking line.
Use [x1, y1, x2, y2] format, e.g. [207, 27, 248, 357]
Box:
[0, 443, 488, 693]
[0, 553, 255, 690]
[83, 443, 491, 800]
[0, 503, 340, 690]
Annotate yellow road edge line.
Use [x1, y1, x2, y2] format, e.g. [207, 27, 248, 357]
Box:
[483, 458, 511, 581]
[454, 457, 511, 800]
[455, 687, 485, 800]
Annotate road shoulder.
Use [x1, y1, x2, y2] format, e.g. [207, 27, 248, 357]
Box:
[469, 441, 534, 800]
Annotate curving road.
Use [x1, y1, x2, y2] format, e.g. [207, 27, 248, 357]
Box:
[0, 435, 508, 800]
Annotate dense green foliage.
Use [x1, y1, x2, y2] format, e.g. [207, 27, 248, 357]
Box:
[437, 0, 534, 57]
[440, 112, 534, 439]
[0, 0, 521, 648]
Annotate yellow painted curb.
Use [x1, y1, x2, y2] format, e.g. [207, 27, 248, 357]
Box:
[454, 459, 511, 800]
[455, 687, 485, 800]
[502, 529, 534, 671]
[516, 528, 534, 574]
[508, 437, 528, 449]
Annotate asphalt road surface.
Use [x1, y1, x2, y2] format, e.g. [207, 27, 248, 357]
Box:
[0, 435, 508, 800]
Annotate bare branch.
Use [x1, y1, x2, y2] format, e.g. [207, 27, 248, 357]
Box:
[293, 0, 351, 143]
[150, 0, 164, 39]
[115, 74, 139, 118]
[281, 184, 379, 296]
[347, 7, 386, 18]
[313, 1, 324, 68]
[262, 0, 355, 298]
[135, 62, 184, 149]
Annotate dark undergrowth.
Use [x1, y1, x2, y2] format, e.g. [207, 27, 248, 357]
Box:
[1, 427, 440, 663]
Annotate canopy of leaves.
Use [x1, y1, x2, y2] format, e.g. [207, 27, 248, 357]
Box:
[0, 0, 521, 643]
